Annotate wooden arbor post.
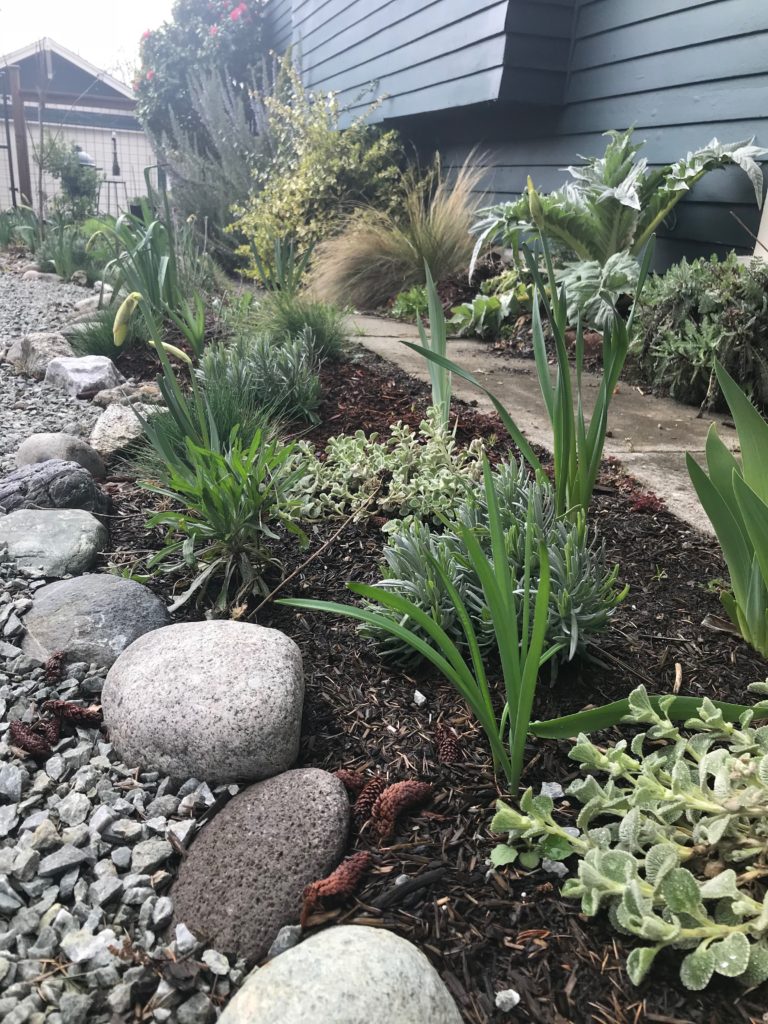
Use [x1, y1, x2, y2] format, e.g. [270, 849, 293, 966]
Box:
[7, 65, 32, 206]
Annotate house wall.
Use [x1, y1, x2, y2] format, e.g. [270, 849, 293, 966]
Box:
[266, 0, 768, 262]
[440, 0, 768, 262]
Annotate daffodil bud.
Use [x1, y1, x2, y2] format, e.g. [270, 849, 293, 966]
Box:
[148, 339, 193, 365]
[113, 291, 143, 347]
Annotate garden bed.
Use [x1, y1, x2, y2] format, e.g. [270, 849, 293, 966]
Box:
[107, 350, 768, 1024]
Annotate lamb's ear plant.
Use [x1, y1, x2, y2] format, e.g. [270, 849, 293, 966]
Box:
[686, 361, 768, 658]
[403, 235, 653, 519]
[491, 683, 768, 990]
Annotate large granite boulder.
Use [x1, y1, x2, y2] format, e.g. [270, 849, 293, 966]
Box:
[6, 332, 74, 379]
[21, 574, 170, 668]
[101, 621, 304, 782]
[172, 769, 349, 963]
[16, 432, 106, 480]
[218, 926, 463, 1024]
[0, 509, 107, 577]
[0, 460, 109, 517]
[44, 356, 124, 398]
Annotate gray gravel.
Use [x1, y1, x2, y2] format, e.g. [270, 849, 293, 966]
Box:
[0, 558, 248, 1022]
[0, 273, 100, 472]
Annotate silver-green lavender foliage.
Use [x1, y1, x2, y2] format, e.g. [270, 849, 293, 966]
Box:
[290, 413, 486, 522]
[361, 459, 626, 665]
[491, 683, 768, 991]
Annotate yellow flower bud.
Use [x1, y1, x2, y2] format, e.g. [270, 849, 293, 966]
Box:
[112, 291, 143, 347]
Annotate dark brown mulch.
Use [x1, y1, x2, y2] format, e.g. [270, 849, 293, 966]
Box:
[103, 352, 767, 1024]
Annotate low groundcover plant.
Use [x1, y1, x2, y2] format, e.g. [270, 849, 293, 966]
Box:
[491, 684, 768, 990]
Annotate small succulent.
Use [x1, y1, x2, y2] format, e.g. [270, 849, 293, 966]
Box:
[491, 683, 768, 990]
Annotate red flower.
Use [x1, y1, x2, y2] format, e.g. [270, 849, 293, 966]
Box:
[209, 24, 219, 35]
[145, 69, 155, 81]
[229, 2, 246, 20]
[142, 29, 151, 40]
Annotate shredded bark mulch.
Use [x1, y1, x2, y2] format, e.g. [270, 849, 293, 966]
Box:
[103, 351, 768, 1024]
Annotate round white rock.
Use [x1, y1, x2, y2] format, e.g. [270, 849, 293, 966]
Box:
[218, 925, 463, 1024]
[101, 620, 304, 783]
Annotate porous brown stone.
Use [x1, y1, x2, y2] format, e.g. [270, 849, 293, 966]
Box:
[171, 769, 349, 963]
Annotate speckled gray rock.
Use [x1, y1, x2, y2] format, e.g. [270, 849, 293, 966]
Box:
[218, 926, 463, 1024]
[172, 769, 348, 963]
[21, 573, 170, 668]
[89, 403, 156, 457]
[44, 355, 124, 398]
[6, 332, 74, 378]
[0, 460, 109, 516]
[102, 621, 304, 782]
[16, 432, 105, 479]
[0, 509, 107, 576]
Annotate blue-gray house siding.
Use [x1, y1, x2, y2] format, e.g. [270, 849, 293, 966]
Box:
[266, 0, 768, 261]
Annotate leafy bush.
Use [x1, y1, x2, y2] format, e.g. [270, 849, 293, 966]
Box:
[291, 413, 485, 522]
[491, 684, 768, 989]
[634, 253, 768, 410]
[471, 130, 768, 322]
[230, 58, 401, 272]
[687, 362, 768, 658]
[251, 291, 347, 360]
[361, 459, 626, 667]
[36, 216, 112, 284]
[38, 137, 100, 221]
[145, 429, 306, 614]
[451, 293, 516, 340]
[136, 0, 265, 148]
[309, 157, 481, 310]
[391, 285, 428, 321]
[201, 328, 322, 424]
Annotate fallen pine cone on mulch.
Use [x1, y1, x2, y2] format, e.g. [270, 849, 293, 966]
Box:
[435, 724, 461, 764]
[333, 769, 367, 797]
[370, 781, 434, 841]
[42, 699, 102, 726]
[353, 775, 387, 827]
[301, 851, 372, 927]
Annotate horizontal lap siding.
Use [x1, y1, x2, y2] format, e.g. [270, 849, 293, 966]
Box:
[446, 0, 768, 262]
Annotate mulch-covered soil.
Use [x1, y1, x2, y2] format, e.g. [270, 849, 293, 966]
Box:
[103, 351, 768, 1024]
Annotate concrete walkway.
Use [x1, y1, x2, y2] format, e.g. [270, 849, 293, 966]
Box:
[352, 314, 737, 535]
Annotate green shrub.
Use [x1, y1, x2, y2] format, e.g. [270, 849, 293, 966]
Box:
[360, 459, 625, 666]
[230, 58, 401, 272]
[252, 292, 347, 360]
[309, 157, 481, 310]
[634, 253, 768, 410]
[291, 413, 485, 522]
[491, 684, 768, 989]
[145, 429, 306, 614]
[38, 136, 100, 221]
[201, 328, 322, 425]
[391, 285, 428, 320]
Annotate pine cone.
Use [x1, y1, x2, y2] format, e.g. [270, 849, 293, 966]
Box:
[435, 724, 461, 764]
[42, 700, 102, 726]
[39, 716, 61, 746]
[300, 851, 371, 927]
[334, 769, 366, 797]
[43, 650, 66, 682]
[353, 775, 387, 827]
[9, 720, 52, 759]
[370, 781, 433, 841]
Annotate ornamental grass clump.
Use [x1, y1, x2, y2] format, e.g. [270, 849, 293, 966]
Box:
[491, 684, 768, 990]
